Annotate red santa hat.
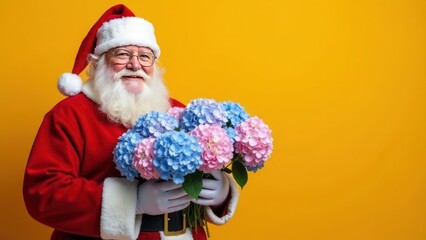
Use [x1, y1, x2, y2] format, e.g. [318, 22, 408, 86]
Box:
[58, 4, 161, 96]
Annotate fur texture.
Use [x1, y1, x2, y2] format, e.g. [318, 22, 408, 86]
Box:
[101, 177, 142, 240]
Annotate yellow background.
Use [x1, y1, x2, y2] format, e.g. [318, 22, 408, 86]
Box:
[1, 0, 425, 239]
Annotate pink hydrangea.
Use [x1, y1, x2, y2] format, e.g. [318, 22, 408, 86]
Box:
[190, 124, 234, 173]
[167, 107, 185, 120]
[235, 116, 273, 167]
[133, 137, 160, 180]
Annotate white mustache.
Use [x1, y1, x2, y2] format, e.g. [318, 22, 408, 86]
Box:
[114, 69, 151, 81]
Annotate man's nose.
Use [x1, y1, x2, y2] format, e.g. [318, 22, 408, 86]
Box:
[126, 55, 142, 70]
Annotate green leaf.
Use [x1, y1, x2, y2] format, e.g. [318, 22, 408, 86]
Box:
[183, 171, 203, 199]
[232, 154, 243, 163]
[232, 161, 248, 189]
[223, 167, 232, 174]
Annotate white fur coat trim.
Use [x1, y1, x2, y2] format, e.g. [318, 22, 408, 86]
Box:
[205, 174, 240, 225]
[101, 177, 142, 240]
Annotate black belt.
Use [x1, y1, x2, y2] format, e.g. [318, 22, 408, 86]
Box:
[140, 211, 186, 235]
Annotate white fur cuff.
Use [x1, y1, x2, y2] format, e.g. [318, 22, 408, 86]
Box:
[205, 174, 240, 225]
[101, 177, 142, 240]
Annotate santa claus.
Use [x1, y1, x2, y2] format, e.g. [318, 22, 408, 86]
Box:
[23, 4, 239, 240]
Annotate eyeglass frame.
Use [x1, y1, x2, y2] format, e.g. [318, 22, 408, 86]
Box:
[109, 47, 157, 67]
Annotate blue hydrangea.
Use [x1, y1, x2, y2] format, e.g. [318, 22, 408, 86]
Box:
[222, 101, 250, 127]
[245, 163, 265, 172]
[225, 127, 237, 143]
[113, 130, 142, 181]
[133, 111, 179, 138]
[180, 98, 228, 131]
[153, 131, 203, 184]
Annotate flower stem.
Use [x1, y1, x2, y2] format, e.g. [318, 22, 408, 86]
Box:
[203, 207, 210, 238]
[184, 202, 210, 237]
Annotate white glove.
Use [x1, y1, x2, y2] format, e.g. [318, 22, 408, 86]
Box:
[136, 180, 192, 215]
[193, 170, 230, 207]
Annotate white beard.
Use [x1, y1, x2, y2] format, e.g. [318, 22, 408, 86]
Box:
[90, 56, 170, 128]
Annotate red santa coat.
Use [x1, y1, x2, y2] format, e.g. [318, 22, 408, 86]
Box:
[23, 93, 239, 240]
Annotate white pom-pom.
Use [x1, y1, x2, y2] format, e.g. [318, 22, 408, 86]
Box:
[58, 73, 83, 96]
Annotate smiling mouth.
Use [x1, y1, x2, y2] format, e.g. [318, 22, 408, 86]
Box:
[123, 75, 144, 80]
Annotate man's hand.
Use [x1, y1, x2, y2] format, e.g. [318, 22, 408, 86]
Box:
[136, 180, 192, 215]
[193, 170, 229, 207]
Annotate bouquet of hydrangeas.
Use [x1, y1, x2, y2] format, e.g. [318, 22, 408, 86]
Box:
[113, 98, 273, 233]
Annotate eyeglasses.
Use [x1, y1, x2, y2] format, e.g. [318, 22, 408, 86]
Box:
[111, 48, 156, 67]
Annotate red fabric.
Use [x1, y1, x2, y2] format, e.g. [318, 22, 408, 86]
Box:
[191, 227, 208, 240]
[137, 231, 161, 240]
[23, 94, 190, 239]
[169, 98, 185, 108]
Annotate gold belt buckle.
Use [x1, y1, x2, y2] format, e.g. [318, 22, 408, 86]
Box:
[163, 212, 186, 236]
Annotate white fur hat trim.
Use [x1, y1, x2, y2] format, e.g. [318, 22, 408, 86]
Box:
[95, 17, 160, 57]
